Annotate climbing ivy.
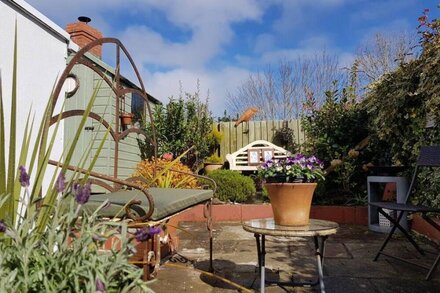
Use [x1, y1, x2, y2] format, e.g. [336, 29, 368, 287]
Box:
[363, 11, 440, 208]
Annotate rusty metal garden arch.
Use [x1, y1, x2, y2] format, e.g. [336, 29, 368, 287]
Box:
[48, 38, 158, 180]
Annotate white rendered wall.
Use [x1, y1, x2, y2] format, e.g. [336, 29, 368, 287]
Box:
[0, 0, 69, 193]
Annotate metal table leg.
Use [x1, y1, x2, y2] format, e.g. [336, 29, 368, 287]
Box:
[314, 236, 327, 293]
[254, 233, 266, 293]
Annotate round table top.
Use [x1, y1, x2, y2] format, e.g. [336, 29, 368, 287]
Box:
[242, 218, 338, 237]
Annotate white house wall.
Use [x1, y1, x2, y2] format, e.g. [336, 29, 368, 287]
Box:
[0, 0, 69, 193]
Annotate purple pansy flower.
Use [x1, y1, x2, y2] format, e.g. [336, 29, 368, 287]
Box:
[0, 220, 6, 233]
[19, 166, 30, 187]
[257, 153, 325, 183]
[73, 182, 91, 205]
[95, 278, 105, 292]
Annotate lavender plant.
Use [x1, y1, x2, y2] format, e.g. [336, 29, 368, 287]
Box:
[0, 168, 151, 292]
[0, 26, 150, 291]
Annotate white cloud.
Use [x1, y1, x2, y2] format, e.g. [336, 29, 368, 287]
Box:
[142, 66, 251, 116]
[271, 0, 347, 36]
[115, 0, 263, 69]
[26, 0, 263, 116]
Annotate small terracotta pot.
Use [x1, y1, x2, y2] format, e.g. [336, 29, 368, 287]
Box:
[120, 113, 134, 126]
[264, 183, 317, 226]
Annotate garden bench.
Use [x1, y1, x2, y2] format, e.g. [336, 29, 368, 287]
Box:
[226, 140, 290, 171]
[50, 160, 215, 281]
[46, 37, 216, 281]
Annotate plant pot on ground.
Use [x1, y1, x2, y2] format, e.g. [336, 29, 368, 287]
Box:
[204, 154, 223, 173]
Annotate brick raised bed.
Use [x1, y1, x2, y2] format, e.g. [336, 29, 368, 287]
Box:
[411, 214, 440, 243]
[170, 204, 368, 225]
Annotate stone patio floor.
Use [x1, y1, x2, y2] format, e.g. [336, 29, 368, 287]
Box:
[148, 222, 440, 292]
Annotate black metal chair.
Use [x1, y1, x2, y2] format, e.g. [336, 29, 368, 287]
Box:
[369, 146, 440, 280]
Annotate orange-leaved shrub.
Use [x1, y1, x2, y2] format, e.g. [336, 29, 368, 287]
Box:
[133, 157, 200, 189]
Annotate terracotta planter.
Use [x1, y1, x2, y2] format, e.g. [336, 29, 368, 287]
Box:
[204, 163, 222, 173]
[120, 113, 134, 126]
[264, 183, 317, 226]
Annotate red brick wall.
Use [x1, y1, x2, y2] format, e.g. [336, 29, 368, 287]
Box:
[65, 22, 103, 58]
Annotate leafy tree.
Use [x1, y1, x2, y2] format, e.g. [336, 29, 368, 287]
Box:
[139, 88, 215, 171]
[302, 82, 370, 204]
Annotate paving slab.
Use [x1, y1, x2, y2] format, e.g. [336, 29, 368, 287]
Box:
[149, 222, 439, 292]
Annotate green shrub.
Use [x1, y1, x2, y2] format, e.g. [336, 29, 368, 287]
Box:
[207, 170, 256, 203]
[302, 83, 371, 204]
[138, 89, 215, 171]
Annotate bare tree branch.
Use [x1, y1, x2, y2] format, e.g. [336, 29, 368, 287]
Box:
[227, 52, 343, 120]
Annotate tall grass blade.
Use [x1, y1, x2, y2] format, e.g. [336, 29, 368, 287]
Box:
[36, 81, 102, 233]
[5, 23, 18, 223]
[0, 72, 7, 223]
[12, 111, 33, 219]
[0, 71, 6, 194]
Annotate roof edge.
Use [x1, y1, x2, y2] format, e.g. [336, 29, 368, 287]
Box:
[5, 0, 70, 42]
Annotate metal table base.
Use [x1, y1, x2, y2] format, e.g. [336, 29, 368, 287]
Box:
[255, 234, 328, 293]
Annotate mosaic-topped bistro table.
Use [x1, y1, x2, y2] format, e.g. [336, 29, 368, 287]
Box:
[242, 218, 339, 293]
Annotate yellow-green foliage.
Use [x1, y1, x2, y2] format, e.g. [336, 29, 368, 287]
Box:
[207, 170, 255, 203]
[208, 124, 223, 144]
[134, 158, 200, 189]
[205, 154, 223, 164]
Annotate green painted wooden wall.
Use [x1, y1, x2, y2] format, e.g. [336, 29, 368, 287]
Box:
[64, 55, 154, 190]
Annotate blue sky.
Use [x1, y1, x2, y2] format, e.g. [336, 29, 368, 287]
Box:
[27, 0, 439, 116]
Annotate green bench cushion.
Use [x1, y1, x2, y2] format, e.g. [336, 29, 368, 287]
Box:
[82, 188, 213, 221]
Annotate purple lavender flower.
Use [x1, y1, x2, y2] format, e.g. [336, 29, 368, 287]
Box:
[134, 226, 162, 242]
[0, 220, 6, 233]
[18, 166, 30, 187]
[95, 278, 105, 292]
[149, 226, 162, 235]
[134, 227, 150, 242]
[73, 182, 91, 205]
[55, 172, 65, 193]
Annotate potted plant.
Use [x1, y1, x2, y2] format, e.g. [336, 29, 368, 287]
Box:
[204, 125, 224, 173]
[258, 154, 325, 226]
[120, 112, 134, 126]
[204, 154, 224, 173]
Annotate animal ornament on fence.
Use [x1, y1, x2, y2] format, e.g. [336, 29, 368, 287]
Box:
[234, 107, 258, 127]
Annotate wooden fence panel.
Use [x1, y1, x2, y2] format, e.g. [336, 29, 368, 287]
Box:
[216, 120, 304, 160]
